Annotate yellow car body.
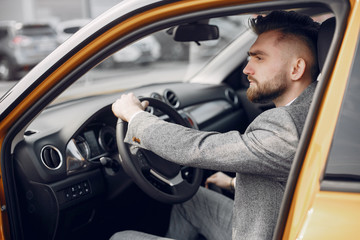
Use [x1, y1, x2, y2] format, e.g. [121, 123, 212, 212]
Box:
[284, 0, 360, 239]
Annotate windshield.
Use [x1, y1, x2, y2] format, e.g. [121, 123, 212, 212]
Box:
[53, 15, 249, 104]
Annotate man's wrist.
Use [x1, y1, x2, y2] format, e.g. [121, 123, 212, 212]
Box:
[128, 110, 144, 123]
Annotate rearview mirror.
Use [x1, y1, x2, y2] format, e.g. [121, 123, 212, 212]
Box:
[170, 23, 219, 43]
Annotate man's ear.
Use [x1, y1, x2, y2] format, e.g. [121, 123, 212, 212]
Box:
[290, 58, 306, 81]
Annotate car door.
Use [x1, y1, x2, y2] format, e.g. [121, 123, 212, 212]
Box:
[277, 1, 360, 239]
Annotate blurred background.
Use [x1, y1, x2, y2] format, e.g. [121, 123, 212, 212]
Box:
[0, 0, 248, 98]
[1, 0, 117, 25]
[0, 0, 122, 94]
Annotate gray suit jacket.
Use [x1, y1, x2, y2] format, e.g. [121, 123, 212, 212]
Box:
[125, 82, 317, 239]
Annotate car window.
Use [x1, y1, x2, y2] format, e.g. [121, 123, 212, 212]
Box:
[54, 14, 249, 104]
[16, 25, 56, 37]
[0, 29, 7, 39]
[324, 30, 360, 183]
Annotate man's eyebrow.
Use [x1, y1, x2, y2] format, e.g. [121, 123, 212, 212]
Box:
[247, 50, 267, 56]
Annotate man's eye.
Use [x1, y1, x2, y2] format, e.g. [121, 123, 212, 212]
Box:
[247, 56, 263, 61]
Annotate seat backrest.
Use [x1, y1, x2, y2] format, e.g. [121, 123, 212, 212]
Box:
[317, 17, 336, 72]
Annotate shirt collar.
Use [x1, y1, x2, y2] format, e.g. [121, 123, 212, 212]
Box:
[285, 98, 297, 106]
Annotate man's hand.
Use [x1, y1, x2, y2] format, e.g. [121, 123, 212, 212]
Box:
[112, 93, 149, 122]
[205, 172, 234, 191]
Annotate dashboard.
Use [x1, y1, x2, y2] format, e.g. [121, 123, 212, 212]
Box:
[12, 81, 248, 239]
[74, 124, 117, 162]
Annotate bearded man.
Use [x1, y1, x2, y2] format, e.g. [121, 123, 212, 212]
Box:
[111, 10, 320, 240]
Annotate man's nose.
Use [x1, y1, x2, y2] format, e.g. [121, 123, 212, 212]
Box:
[243, 62, 254, 76]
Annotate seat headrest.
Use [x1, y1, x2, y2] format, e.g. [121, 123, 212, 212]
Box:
[317, 17, 336, 72]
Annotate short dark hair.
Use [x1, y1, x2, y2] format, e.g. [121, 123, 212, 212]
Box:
[250, 11, 320, 81]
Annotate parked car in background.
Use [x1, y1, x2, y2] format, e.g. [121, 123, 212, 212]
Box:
[56, 19, 92, 44]
[0, 21, 59, 80]
[104, 35, 161, 67]
[57, 18, 161, 67]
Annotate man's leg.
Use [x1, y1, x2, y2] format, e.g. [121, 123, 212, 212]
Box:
[166, 187, 233, 240]
[110, 230, 173, 240]
[109, 187, 233, 240]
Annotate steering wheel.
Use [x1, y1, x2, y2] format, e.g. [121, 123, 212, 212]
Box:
[116, 97, 203, 203]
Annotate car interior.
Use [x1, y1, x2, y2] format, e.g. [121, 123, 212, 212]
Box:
[4, 1, 342, 240]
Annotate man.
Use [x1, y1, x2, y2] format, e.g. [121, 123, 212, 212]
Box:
[111, 10, 320, 240]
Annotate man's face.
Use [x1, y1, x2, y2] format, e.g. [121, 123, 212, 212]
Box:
[243, 30, 292, 104]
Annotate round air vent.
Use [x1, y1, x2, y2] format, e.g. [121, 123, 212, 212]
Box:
[225, 88, 239, 105]
[163, 89, 180, 108]
[40, 145, 63, 170]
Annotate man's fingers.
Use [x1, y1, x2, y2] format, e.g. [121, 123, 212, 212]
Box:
[141, 100, 149, 110]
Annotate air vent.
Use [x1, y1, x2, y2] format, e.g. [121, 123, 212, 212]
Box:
[225, 88, 239, 105]
[163, 89, 180, 108]
[41, 145, 63, 170]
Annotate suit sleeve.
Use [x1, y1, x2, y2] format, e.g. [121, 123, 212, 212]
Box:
[124, 108, 299, 180]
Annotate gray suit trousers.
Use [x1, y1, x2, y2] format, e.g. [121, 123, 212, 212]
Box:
[110, 187, 233, 240]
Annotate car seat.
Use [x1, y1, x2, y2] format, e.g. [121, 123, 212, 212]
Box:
[317, 17, 336, 74]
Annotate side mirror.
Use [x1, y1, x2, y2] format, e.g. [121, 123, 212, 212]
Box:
[169, 23, 219, 43]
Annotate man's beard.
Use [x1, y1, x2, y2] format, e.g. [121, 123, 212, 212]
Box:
[246, 74, 287, 104]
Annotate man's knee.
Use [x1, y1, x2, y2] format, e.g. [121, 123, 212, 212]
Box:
[110, 230, 137, 240]
[110, 230, 172, 240]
